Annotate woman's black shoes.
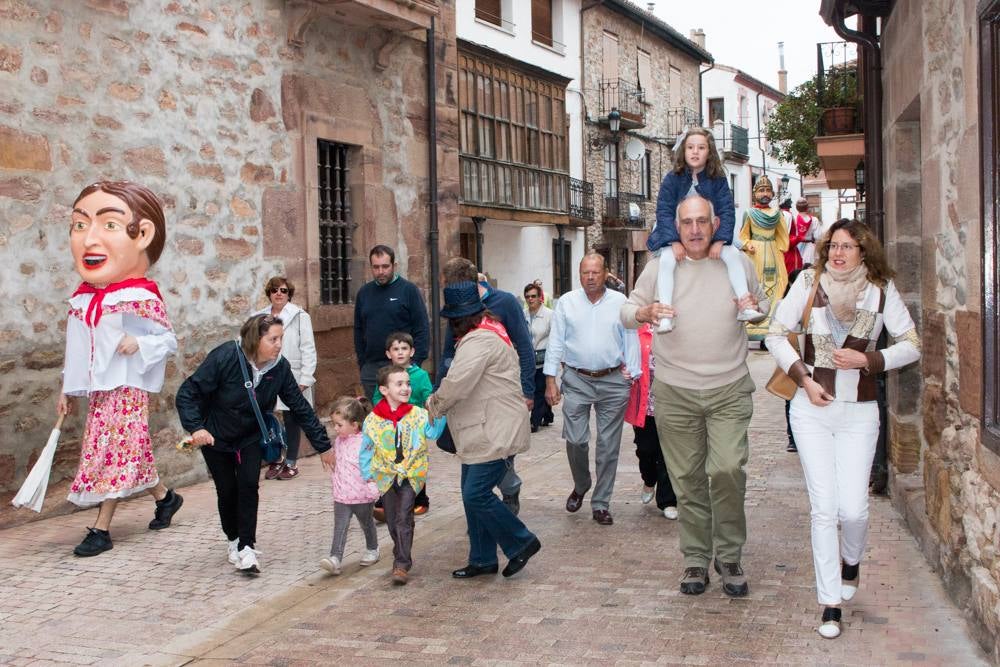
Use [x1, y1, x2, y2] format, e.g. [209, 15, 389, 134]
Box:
[149, 489, 184, 530]
[818, 606, 842, 638]
[452, 563, 499, 578]
[73, 527, 112, 557]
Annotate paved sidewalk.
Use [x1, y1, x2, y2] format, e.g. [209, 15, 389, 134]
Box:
[0, 353, 989, 665]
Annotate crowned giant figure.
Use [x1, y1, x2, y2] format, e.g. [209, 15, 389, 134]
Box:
[738, 175, 789, 340]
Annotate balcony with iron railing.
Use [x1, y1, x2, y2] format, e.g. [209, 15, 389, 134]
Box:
[568, 177, 595, 224]
[710, 121, 750, 160]
[664, 107, 701, 141]
[598, 79, 645, 130]
[814, 40, 864, 189]
[460, 155, 569, 216]
[602, 192, 647, 229]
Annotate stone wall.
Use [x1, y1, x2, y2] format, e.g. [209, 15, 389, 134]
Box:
[580, 5, 702, 255]
[0, 0, 459, 526]
[882, 0, 1000, 660]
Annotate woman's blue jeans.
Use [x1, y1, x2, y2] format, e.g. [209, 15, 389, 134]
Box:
[461, 457, 536, 566]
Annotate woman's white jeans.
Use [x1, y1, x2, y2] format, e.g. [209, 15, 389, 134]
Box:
[789, 392, 879, 605]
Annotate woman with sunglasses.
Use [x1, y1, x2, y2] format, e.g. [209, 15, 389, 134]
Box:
[765, 219, 920, 639]
[254, 277, 317, 480]
[176, 314, 333, 574]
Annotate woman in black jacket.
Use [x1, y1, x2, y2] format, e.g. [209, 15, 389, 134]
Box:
[176, 314, 333, 574]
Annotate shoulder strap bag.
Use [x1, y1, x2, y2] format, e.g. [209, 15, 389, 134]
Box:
[765, 272, 822, 401]
[235, 342, 286, 463]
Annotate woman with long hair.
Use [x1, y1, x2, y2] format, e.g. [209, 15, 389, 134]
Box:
[766, 219, 920, 638]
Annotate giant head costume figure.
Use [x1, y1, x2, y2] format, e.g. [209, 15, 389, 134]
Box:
[70, 181, 166, 288]
[752, 175, 775, 209]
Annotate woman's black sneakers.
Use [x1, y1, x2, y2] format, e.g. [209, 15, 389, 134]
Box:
[149, 489, 184, 530]
[73, 527, 112, 557]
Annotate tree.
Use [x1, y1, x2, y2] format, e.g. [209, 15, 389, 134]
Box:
[765, 78, 822, 177]
[765, 68, 860, 178]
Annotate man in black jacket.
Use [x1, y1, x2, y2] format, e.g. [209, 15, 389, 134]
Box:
[353, 245, 430, 397]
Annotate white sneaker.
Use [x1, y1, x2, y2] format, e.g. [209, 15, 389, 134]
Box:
[227, 538, 240, 565]
[737, 308, 765, 322]
[663, 506, 678, 520]
[657, 318, 674, 333]
[640, 486, 655, 504]
[320, 555, 342, 575]
[236, 546, 261, 574]
[360, 548, 380, 566]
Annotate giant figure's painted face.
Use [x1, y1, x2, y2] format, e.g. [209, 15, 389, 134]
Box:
[70, 189, 154, 288]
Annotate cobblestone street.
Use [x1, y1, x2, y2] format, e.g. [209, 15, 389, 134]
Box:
[0, 353, 989, 666]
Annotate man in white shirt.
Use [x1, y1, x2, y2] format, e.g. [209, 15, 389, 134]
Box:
[621, 194, 768, 598]
[544, 254, 640, 526]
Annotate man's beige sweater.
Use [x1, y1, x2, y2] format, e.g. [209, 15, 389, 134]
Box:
[620, 254, 769, 390]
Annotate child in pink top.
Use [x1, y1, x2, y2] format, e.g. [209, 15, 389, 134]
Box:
[320, 397, 381, 575]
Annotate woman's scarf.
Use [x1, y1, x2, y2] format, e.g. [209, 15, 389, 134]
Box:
[475, 317, 512, 346]
[820, 263, 869, 324]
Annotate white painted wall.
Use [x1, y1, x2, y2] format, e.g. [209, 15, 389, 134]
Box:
[480, 221, 586, 298]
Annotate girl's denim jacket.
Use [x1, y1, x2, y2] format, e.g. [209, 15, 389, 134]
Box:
[646, 169, 736, 251]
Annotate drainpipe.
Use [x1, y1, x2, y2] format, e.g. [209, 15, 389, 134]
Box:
[828, 3, 887, 494]
[829, 6, 883, 241]
[426, 17, 440, 376]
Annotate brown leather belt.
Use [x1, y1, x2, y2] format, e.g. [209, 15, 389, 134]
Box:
[566, 365, 620, 378]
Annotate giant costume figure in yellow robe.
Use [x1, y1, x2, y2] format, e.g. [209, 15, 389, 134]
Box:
[739, 175, 789, 340]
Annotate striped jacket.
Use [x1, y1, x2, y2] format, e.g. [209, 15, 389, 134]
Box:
[766, 269, 920, 402]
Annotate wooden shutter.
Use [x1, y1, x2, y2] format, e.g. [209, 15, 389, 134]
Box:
[602, 32, 619, 82]
[475, 0, 502, 26]
[531, 0, 553, 46]
[637, 49, 652, 97]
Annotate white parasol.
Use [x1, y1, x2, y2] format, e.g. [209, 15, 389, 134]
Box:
[11, 415, 64, 512]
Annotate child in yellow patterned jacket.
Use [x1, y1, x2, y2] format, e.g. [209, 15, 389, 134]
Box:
[360, 364, 445, 585]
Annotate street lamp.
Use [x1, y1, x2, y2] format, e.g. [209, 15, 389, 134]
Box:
[854, 160, 865, 200]
[780, 173, 790, 197]
[608, 108, 621, 135]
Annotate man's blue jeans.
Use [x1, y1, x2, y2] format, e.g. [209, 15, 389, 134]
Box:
[461, 458, 536, 567]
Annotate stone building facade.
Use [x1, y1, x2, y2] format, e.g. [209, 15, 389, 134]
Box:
[580, 0, 709, 289]
[0, 0, 459, 525]
[876, 0, 1000, 658]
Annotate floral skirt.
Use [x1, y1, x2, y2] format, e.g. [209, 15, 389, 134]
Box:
[67, 386, 159, 507]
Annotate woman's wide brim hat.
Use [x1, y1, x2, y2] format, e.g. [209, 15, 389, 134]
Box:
[440, 281, 485, 319]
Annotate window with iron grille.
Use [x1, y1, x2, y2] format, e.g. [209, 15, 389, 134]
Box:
[317, 140, 356, 305]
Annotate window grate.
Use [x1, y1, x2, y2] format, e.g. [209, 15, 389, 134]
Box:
[318, 140, 355, 305]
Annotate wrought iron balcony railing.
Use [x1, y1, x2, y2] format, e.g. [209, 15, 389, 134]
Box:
[460, 155, 569, 214]
[664, 107, 701, 140]
[603, 192, 647, 228]
[711, 121, 750, 159]
[568, 177, 594, 222]
[598, 79, 645, 129]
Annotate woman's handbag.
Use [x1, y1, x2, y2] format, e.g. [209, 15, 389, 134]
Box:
[235, 343, 286, 463]
[765, 273, 821, 401]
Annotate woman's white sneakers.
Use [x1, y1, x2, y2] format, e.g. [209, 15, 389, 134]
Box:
[640, 486, 655, 504]
[227, 538, 240, 565]
[236, 546, 261, 574]
[320, 555, 342, 575]
[663, 506, 679, 520]
[657, 318, 674, 334]
[360, 548, 381, 566]
[818, 607, 842, 639]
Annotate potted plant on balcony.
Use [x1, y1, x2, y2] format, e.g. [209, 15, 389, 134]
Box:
[818, 66, 859, 135]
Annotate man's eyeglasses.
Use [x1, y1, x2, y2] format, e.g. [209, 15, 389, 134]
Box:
[269, 287, 290, 294]
[525, 294, 540, 300]
[826, 243, 859, 252]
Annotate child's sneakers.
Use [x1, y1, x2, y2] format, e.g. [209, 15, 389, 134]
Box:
[360, 548, 381, 566]
[320, 555, 342, 575]
[657, 318, 674, 334]
[737, 307, 765, 322]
